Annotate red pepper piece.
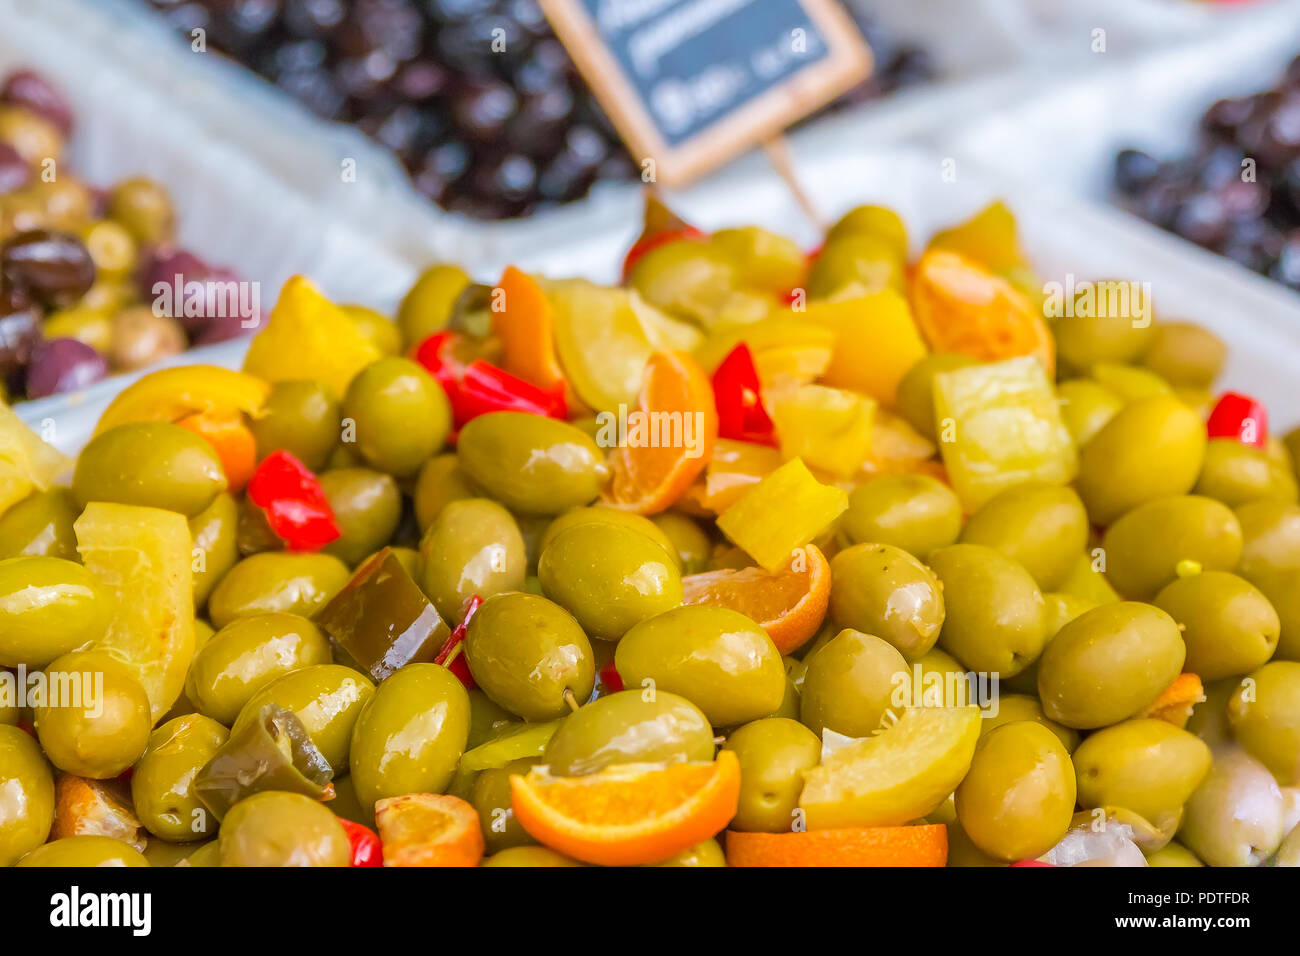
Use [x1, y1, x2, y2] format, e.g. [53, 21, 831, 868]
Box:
[712, 343, 778, 447]
[415, 332, 566, 428]
[246, 450, 341, 551]
[621, 226, 707, 281]
[1206, 391, 1268, 448]
[339, 819, 383, 867]
[434, 595, 482, 690]
[413, 330, 466, 394]
[599, 659, 623, 693]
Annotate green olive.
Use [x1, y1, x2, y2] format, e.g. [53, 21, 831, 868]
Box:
[185, 612, 333, 725]
[465, 592, 594, 721]
[0, 555, 107, 667]
[1236, 499, 1300, 578]
[189, 492, 239, 609]
[1053, 304, 1154, 373]
[342, 357, 451, 477]
[218, 790, 349, 866]
[653, 839, 726, 867]
[457, 412, 607, 515]
[928, 544, 1047, 677]
[142, 838, 207, 868]
[538, 523, 682, 641]
[959, 483, 1088, 590]
[0, 487, 79, 560]
[17, 835, 150, 867]
[471, 757, 538, 854]
[543, 689, 715, 776]
[828, 543, 944, 660]
[35, 649, 152, 778]
[419, 498, 526, 623]
[980, 694, 1079, 752]
[843, 474, 962, 559]
[397, 263, 470, 347]
[824, 204, 908, 259]
[617, 605, 784, 728]
[627, 238, 738, 323]
[320, 468, 402, 566]
[231, 664, 376, 771]
[250, 379, 341, 470]
[723, 716, 821, 833]
[1140, 322, 1226, 389]
[467, 689, 518, 749]
[131, 713, 229, 842]
[1195, 438, 1297, 507]
[1089, 362, 1171, 402]
[1178, 747, 1286, 867]
[1101, 495, 1242, 599]
[710, 226, 807, 294]
[413, 453, 481, 533]
[1076, 396, 1207, 525]
[798, 628, 909, 737]
[1037, 602, 1186, 729]
[1187, 678, 1237, 752]
[541, 506, 680, 568]
[1145, 841, 1205, 867]
[1073, 719, 1212, 839]
[896, 353, 978, 441]
[906, 646, 973, 707]
[348, 663, 471, 812]
[651, 511, 712, 574]
[1055, 379, 1123, 447]
[955, 721, 1076, 862]
[73, 422, 227, 516]
[207, 552, 351, 629]
[1002, 591, 1096, 695]
[481, 845, 584, 867]
[1226, 662, 1300, 785]
[806, 234, 904, 298]
[0, 724, 54, 866]
[1154, 572, 1279, 681]
[1248, 569, 1300, 662]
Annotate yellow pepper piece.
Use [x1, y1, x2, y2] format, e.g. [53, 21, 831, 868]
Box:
[688, 438, 785, 514]
[75, 502, 195, 721]
[0, 401, 72, 517]
[933, 355, 1077, 511]
[95, 365, 270, 436]
[243, 275, 381, 398]
[543, 278, 657, 412]
[695, 318, 835, 389]
[717, 458, 848, 570]
[806, 289, 927, 405]
[766, 383, 875, 479]
[629, 292, 703, 354]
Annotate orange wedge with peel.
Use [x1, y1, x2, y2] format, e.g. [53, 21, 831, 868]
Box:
[492, 266, 584, 412]
[681, 543, 830, 654]
[375, 793, 484, 867]
[175, 409, 257, 492]
[1139, 673, 1205, 728]
[602, 351, 718, 515]
[94, 365, 269, 436]
[510, 751, 741, 866]
[726, 824, 948, 867]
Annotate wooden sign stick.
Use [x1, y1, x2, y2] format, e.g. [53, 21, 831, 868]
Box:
[762, 135, 823, 232]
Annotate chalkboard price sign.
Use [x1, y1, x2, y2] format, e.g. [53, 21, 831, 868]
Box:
[540, 0, 872, 187]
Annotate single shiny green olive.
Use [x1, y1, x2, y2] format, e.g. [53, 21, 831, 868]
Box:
[1056, 379, 1124, 447]
[928, 543, 1047, 677]
[419, 498, 526, 624]
[1195, 438, 1297, 507]
[1140, 321, 1226, 389]
[73, 422, 227, 516]
[1248, 568, 1300, 662]
[541, 506, 680, 569]
[471, 757, 538, 854]
[320, 468, 402, 566]
[34, 649, 152, 779]
[218, 790, 349, 867]
[17, 835, 150, 867]
[465, 592, 595, 721]
[959, 483, 1088, 590]
[616, 605, 784, 728]
[1101, 495, 1242, 600]
[1236, 499, 1300, 578]
[538, 523, 682, 641]
[413, 453, 481, 533]
[652, 838, 727, 867]
[457, 412, 608, 516]
[955, 721, 1076, 862]
[651, 511, 714, 574]
[142, 838, 207, 867]
[1178, 747, 1286, 867]
[980, 694, 1079, 752]
[798, 628, 908, 738]
[0, 724, 54, 866]
[467, 689, 518, 749]
[1154, 571, 1279, 681]
[0, 487, 79, 560]
[0, 555, 107, 668]
[348, 662, 471, 812]
[1053, 304, 1154, 373]
[723, 716, 821, 833]
[1226, 661, 1300, 785]
[250, 379, 341, 470]
[843, 474, 962, 559]
[1076, 396, 1207, 525]
[1073, 718, 1212, 840]
[131, 713, 229, 842]
[342, 357, 451, 477]
[189, 492, 239, 609]
[397, 262, 470, 347]
[543, 689, 715, 776]
[185, 612, 333, 725]
[896, 353, 978, 441]
[1037, 602, 1186, 729]
[207, 552, 351, 629]
[828, 543, 945, 660]
[231, 664, 376, 771]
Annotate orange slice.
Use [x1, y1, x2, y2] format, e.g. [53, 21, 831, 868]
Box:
[374, 793, 484, 867]
[726, 825, 947, 867]
[492, 266, 584, 412]
[510, 752, 740, 866]
[1139, 673, 1205, 728]
[681, 542, 830, 653]
[910, 250, 1054, 377]
[175, 409, 256, 493]
[602, 351, 718, 515]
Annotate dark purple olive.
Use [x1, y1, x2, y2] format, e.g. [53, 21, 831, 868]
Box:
[195, 307, 262, 345]
[24, 337, 107, 398]
[0, 306, 40, 379]
[0, 69, 73, 136]
[0, 230, 96, 307]
[0, 142, 29, 194]
[138, 247, 209, 303]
